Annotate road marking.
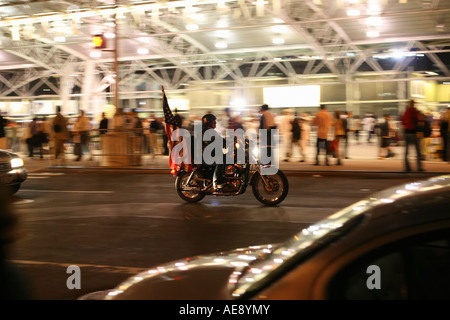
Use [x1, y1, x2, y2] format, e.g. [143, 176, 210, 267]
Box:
[10, 259, 147, 274]
[28, 172, 66, 176]
[21, 189, 114, 194]
[12, 199, 35, 205]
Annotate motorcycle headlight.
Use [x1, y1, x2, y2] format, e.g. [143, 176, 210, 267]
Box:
[11, 158, 24, 169]
[252, 147, 259, 157]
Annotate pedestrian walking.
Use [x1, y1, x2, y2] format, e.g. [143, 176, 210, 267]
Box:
[440, 107, 450, 161]
[312, 104, 333, 166]
[52, 106, 69, 163]
[72, 110, 91, 161]
[0, 112, 7, 149]
[298, 113, 311, 162]
[362, 112, 376, 143]
[378, 114, 395, 159]
[343, 111, 350, 159]
[401, 99, 424, 172]
[284, 113, 300, 162]
[279, 109, 294, 161]
[149, 114, 161, 157]
[223, 107, 239, 130]
[333, 110, 346, 165]
[351, 114, 362, 144]
[259, 104, 277, 158]
[25, 118, 39, 158]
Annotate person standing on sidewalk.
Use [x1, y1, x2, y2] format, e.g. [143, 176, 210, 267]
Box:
[0, 111, 6, 149]
[25, 117, 38, 158]
[441, 106, 450, 162]
[99, 112, 109, 135]
[362, 113, 376, 144]
[312, 104, 333, 165]
[259, 104, 277, 159]
[284, 113, 300, 162]
[72, 110, 91, 161]
[379, 114, 395, 159]
[298, 113, 311, 162]
[401, 99, 424, 172]
[279, 109, 294, 161]
[52, 106, 69, 163]
[333, 110, 346, 165]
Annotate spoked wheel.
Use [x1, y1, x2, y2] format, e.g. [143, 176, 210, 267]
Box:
[252, 170, 289, 206]
[175, 171, 206, 203]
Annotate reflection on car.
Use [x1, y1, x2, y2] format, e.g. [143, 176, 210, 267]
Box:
[0, 149, 27, 194]
[80, 175, 450, 300]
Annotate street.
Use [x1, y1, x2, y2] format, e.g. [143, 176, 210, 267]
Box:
[8, 171, 424, 299]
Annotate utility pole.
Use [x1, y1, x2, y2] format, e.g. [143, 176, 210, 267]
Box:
[114, 0, 120, 111]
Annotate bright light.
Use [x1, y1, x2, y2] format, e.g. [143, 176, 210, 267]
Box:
[346, 9, 360, 16]
[10, 26, 20, 41]
[272, 25, 288, 33]
[272, 37, 285, 45]
[263, 85, 320, 108]
[230, 97, 246, 109]
[54, 36, 66, 42]
[168, 98, 189, 111]
[92, 34, 105, 48]
[137, 37, 151, 43]
[392, 49, 405, 58]
[367, 2, 381, 15]
[366, 16, 381, 26]
[11, 158, 24, 169]
[186, 23, 198, 31]
[366, 30, 379, 37]
[90, 51, 101, 58]
[215, 41, 227, 49]
[137, 48, 149, 55]
[215, 29, 229, 38]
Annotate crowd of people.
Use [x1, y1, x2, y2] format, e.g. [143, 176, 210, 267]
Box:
[0, 100, 449, 172]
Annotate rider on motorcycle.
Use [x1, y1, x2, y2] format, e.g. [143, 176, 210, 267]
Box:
[201, 113, 227, 189]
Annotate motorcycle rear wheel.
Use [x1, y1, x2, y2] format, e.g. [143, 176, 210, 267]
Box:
[176, 171, 206, 203]
[252, 170, 289, 206]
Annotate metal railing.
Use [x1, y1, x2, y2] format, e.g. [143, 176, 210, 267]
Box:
[71, 128, 167, 166]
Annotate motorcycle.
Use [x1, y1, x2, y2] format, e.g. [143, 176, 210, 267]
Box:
[174, 136, 289, 206]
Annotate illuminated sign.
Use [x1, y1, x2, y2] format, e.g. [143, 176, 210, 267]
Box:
[263, 85, 320, 108]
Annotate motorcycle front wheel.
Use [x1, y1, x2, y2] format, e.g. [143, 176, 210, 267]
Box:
[252, 170, 289, 206]
[175, 171, 206, 203]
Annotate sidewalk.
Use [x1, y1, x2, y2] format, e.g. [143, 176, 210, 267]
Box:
[20, 141, 450, 176]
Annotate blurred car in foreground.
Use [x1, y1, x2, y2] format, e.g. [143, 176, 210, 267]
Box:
[81, 175, 450, 300]
[0, 149, 27, 194]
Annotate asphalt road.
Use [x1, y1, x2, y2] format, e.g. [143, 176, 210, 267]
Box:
[6, 171, 423, 300]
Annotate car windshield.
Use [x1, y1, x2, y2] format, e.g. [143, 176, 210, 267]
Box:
[231, 175, 450, 299]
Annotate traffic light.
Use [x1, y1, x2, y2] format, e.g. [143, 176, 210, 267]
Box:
[92, 34, 106, 49]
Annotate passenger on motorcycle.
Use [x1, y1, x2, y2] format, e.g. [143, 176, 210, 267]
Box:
[201, 113, 227, 189]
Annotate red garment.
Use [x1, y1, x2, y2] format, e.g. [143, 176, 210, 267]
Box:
[162, 88, 192, 175]
[402, 107, 419, 130]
